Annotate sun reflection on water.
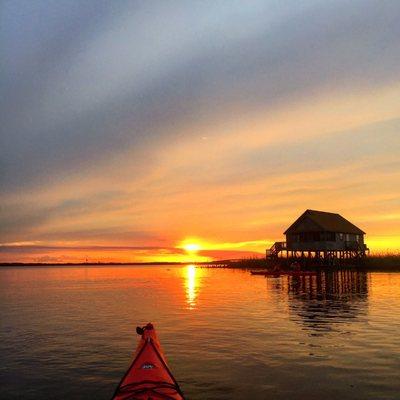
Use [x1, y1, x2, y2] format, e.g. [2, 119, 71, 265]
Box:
[185, 264, 197, 309]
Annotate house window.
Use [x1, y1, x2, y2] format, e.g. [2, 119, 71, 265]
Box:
[339, 233, 344, 241]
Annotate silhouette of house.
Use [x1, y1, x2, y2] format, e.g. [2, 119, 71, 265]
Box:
[267, 210, 368, 264]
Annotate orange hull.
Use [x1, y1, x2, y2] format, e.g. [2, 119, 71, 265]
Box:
[112, 323, 185, 400]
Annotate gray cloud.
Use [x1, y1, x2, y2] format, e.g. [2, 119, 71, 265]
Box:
[1, 0, 400, 192]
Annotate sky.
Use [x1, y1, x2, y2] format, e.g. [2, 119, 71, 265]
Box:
[1, 0, 400, 263]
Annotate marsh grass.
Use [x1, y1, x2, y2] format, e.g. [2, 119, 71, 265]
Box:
[225, 253, 400, 271]
[363, 252, 400, 270]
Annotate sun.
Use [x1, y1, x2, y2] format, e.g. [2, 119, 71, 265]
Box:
[183, 243, 201, 252]
[178, 239, 203, 254]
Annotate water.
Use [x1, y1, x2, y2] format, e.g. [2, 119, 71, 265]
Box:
[1, 265, 399, 399]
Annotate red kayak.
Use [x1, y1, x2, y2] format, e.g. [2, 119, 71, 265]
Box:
[112, 323, 185, 400]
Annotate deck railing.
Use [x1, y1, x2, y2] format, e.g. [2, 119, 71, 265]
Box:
[266, 241, 287, 257]
[273, 241, 287, 251]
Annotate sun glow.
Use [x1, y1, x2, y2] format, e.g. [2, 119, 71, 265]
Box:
[184, 243, 201, 252]
[179, 239, 203, 253]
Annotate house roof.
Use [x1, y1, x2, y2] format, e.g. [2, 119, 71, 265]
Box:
[284, 209, 365, 235]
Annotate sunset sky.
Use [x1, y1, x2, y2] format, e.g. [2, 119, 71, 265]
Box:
[1, 1, 400, 263]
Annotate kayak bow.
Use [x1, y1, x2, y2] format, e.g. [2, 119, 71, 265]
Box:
[112, 323, 185, 400]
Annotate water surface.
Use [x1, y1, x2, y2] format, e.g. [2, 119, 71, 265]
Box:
[1, 265, 399, 399]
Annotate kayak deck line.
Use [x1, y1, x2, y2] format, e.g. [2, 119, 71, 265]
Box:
[115, 339, 178, 395]
[112, 323, 185, 400]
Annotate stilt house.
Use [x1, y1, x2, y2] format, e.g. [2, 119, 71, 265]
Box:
[267, 210, 368, 263]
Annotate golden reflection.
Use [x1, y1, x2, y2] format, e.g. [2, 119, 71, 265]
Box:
[185, 264, 198, 309]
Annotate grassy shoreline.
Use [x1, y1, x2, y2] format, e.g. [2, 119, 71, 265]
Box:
[225, 254, 400, 271]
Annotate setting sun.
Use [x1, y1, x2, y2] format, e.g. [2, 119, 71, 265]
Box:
[178, 239, 203, 254]
[184, 243, 201, 252]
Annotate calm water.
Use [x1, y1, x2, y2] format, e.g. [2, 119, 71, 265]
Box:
[1, 266, 399, 399]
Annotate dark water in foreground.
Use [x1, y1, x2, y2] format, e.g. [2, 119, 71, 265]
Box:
[1, 266, 399, 399]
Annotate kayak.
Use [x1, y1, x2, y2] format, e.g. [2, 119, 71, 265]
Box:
[112, 323, 185, 400]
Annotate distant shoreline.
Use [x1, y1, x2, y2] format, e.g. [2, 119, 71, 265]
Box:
[0, 261, 185, 267]
[1, 255, 399, 271]
[0, 260, 231, 267]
